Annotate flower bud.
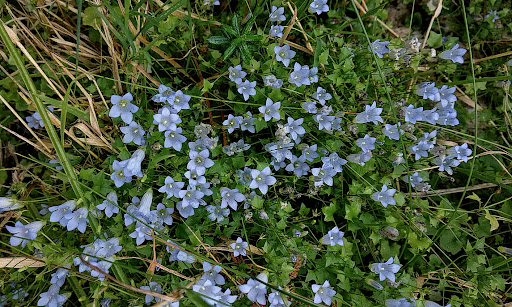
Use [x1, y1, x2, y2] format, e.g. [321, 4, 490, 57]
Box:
[366, 278, 383, 290]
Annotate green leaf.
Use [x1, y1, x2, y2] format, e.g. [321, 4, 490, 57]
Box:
[427, 31, 443, 48]
[242, 15, 257, 35]
[207, 36, 230, 45]
[254, 118, 267, 132]
[202, 79, 214, 93]
[231, 14, 240, 34]
[345, 198, 361, 221]
[252, 195, 264, 209]
[484, 209, 499, 232]
[407, 232, 430, 250]
[243, 34, 262, 42]
[221, 24, 238, 37]
[440, 230, 464, 254]
[184, 290, 211, 307]
[239, 42, 252, 63]
[82, 7, 102, 30]
[322, 202, 337, 221]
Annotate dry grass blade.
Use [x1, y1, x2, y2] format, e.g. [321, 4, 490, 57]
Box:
[352, 0, 402, 39]
[421, 0, 444, 50]
[117, 256, 194, 281]
[0, 257, 46, 268]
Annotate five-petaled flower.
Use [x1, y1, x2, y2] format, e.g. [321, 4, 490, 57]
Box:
[230, 237, 248, 257]
[6, 221, 44, 248]
[371, 257, 402, 282]
[312, 280, 336, 305]
[109, 92, 138, 124]
[371, 184, 397, 207]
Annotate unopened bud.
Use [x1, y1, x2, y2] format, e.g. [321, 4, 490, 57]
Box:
[366, 278, 383, 290]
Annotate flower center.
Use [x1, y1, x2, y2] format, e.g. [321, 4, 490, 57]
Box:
[119, 99, 127, 108]
[163, 90, 172, 96]
[162, 119, 169, 126]
[279, 51, 286, 58]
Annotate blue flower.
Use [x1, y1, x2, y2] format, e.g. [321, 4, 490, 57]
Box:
[321, 226, 344, 246]
[422, 108, 440, 124]
[6, 221, 43, 248]
[206, 204, 230, 222]
[120, 121, 145, 145]
[313, 87, 332, 105]
[153, 84, 175, 104]
[164, 127, 187, 150]
[124, 148, 145, 177]
[237, 80, 257, 101]
[230, 237, 248, 257]
[309, 0, 329, 14]
[385, 297, 416, 307]
[219, 289, 237, 306]
[354, 101, 383, 124]
[95, 237, 123, 257]
[64, 207, 89, 233]
[129, 221, 153, 246]
[221, 187, 246, 210]
[158, 176, 185, 199]
[269, 6, 286, 22]
[371, 257, 402, 282]
[356, 134, 377, 153]
[228, 64, 247, 84]
[184, 169, 206, 186]
[438, 85, 457, 107]
[50, 267, 69, 287]
[301, 144, 319, 162]
[416, 82, 440, 101]
[302, 101, 317, 114]
[136, 189, 153, 218]
[48, 200, 76, 225]
[312, 280, 336, 305]
[263, 74, 283, 89]
[201, 262, 225, 285]
[167, 240, 195, 263]
[153, 107, 181, 131]
[110, 159, 131, 187]
[0, 197, 22, 213]
[347, 151, 373, 166]
[485, 9, 499, 22]
[440, 43, 467, 64]
[433, 155, 460, 175]
[37, 285, 67, 307]
[109, 92, 138, 124]
[172, 90, 191, 111]
[179, 186, 205, 209]
[140, 282, 162, 304]
[425, 301, 451, 307]
[309, 66, 319, 83]
[26, 111, 44, 129]
[240, 112, 256, 133]
[447, 143, 472, 162]
[402, 105, 424, 124]
[371, 185, 396, 207]
[249, 166, 277, 194]
[193, 279, 222, 305]
[289, 62, 310, 87]
[268, 287, 290, 307]
[408, 130, 436, 160]
[239, 272, 268, 305]
[188, 149, 214, 175]
[222, 114, 241, 133]
[259, 98, 281, 121]
[436, 105, 459, 126]
[285, 155, 310, 177]
[369, 39, 390, 58]
[96, 191, 119, 218]
[315, 113, 335, 131]
[403, 172, 423, 188]
[382, 123, 403, 140]
[284, 117, 305, 143]
[274, 44, 296, 67]
[153, 203, 174, 226]
[269, 25, 284, 37]
[321, 153, 347, 173]
[312, 166, 337, 187]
